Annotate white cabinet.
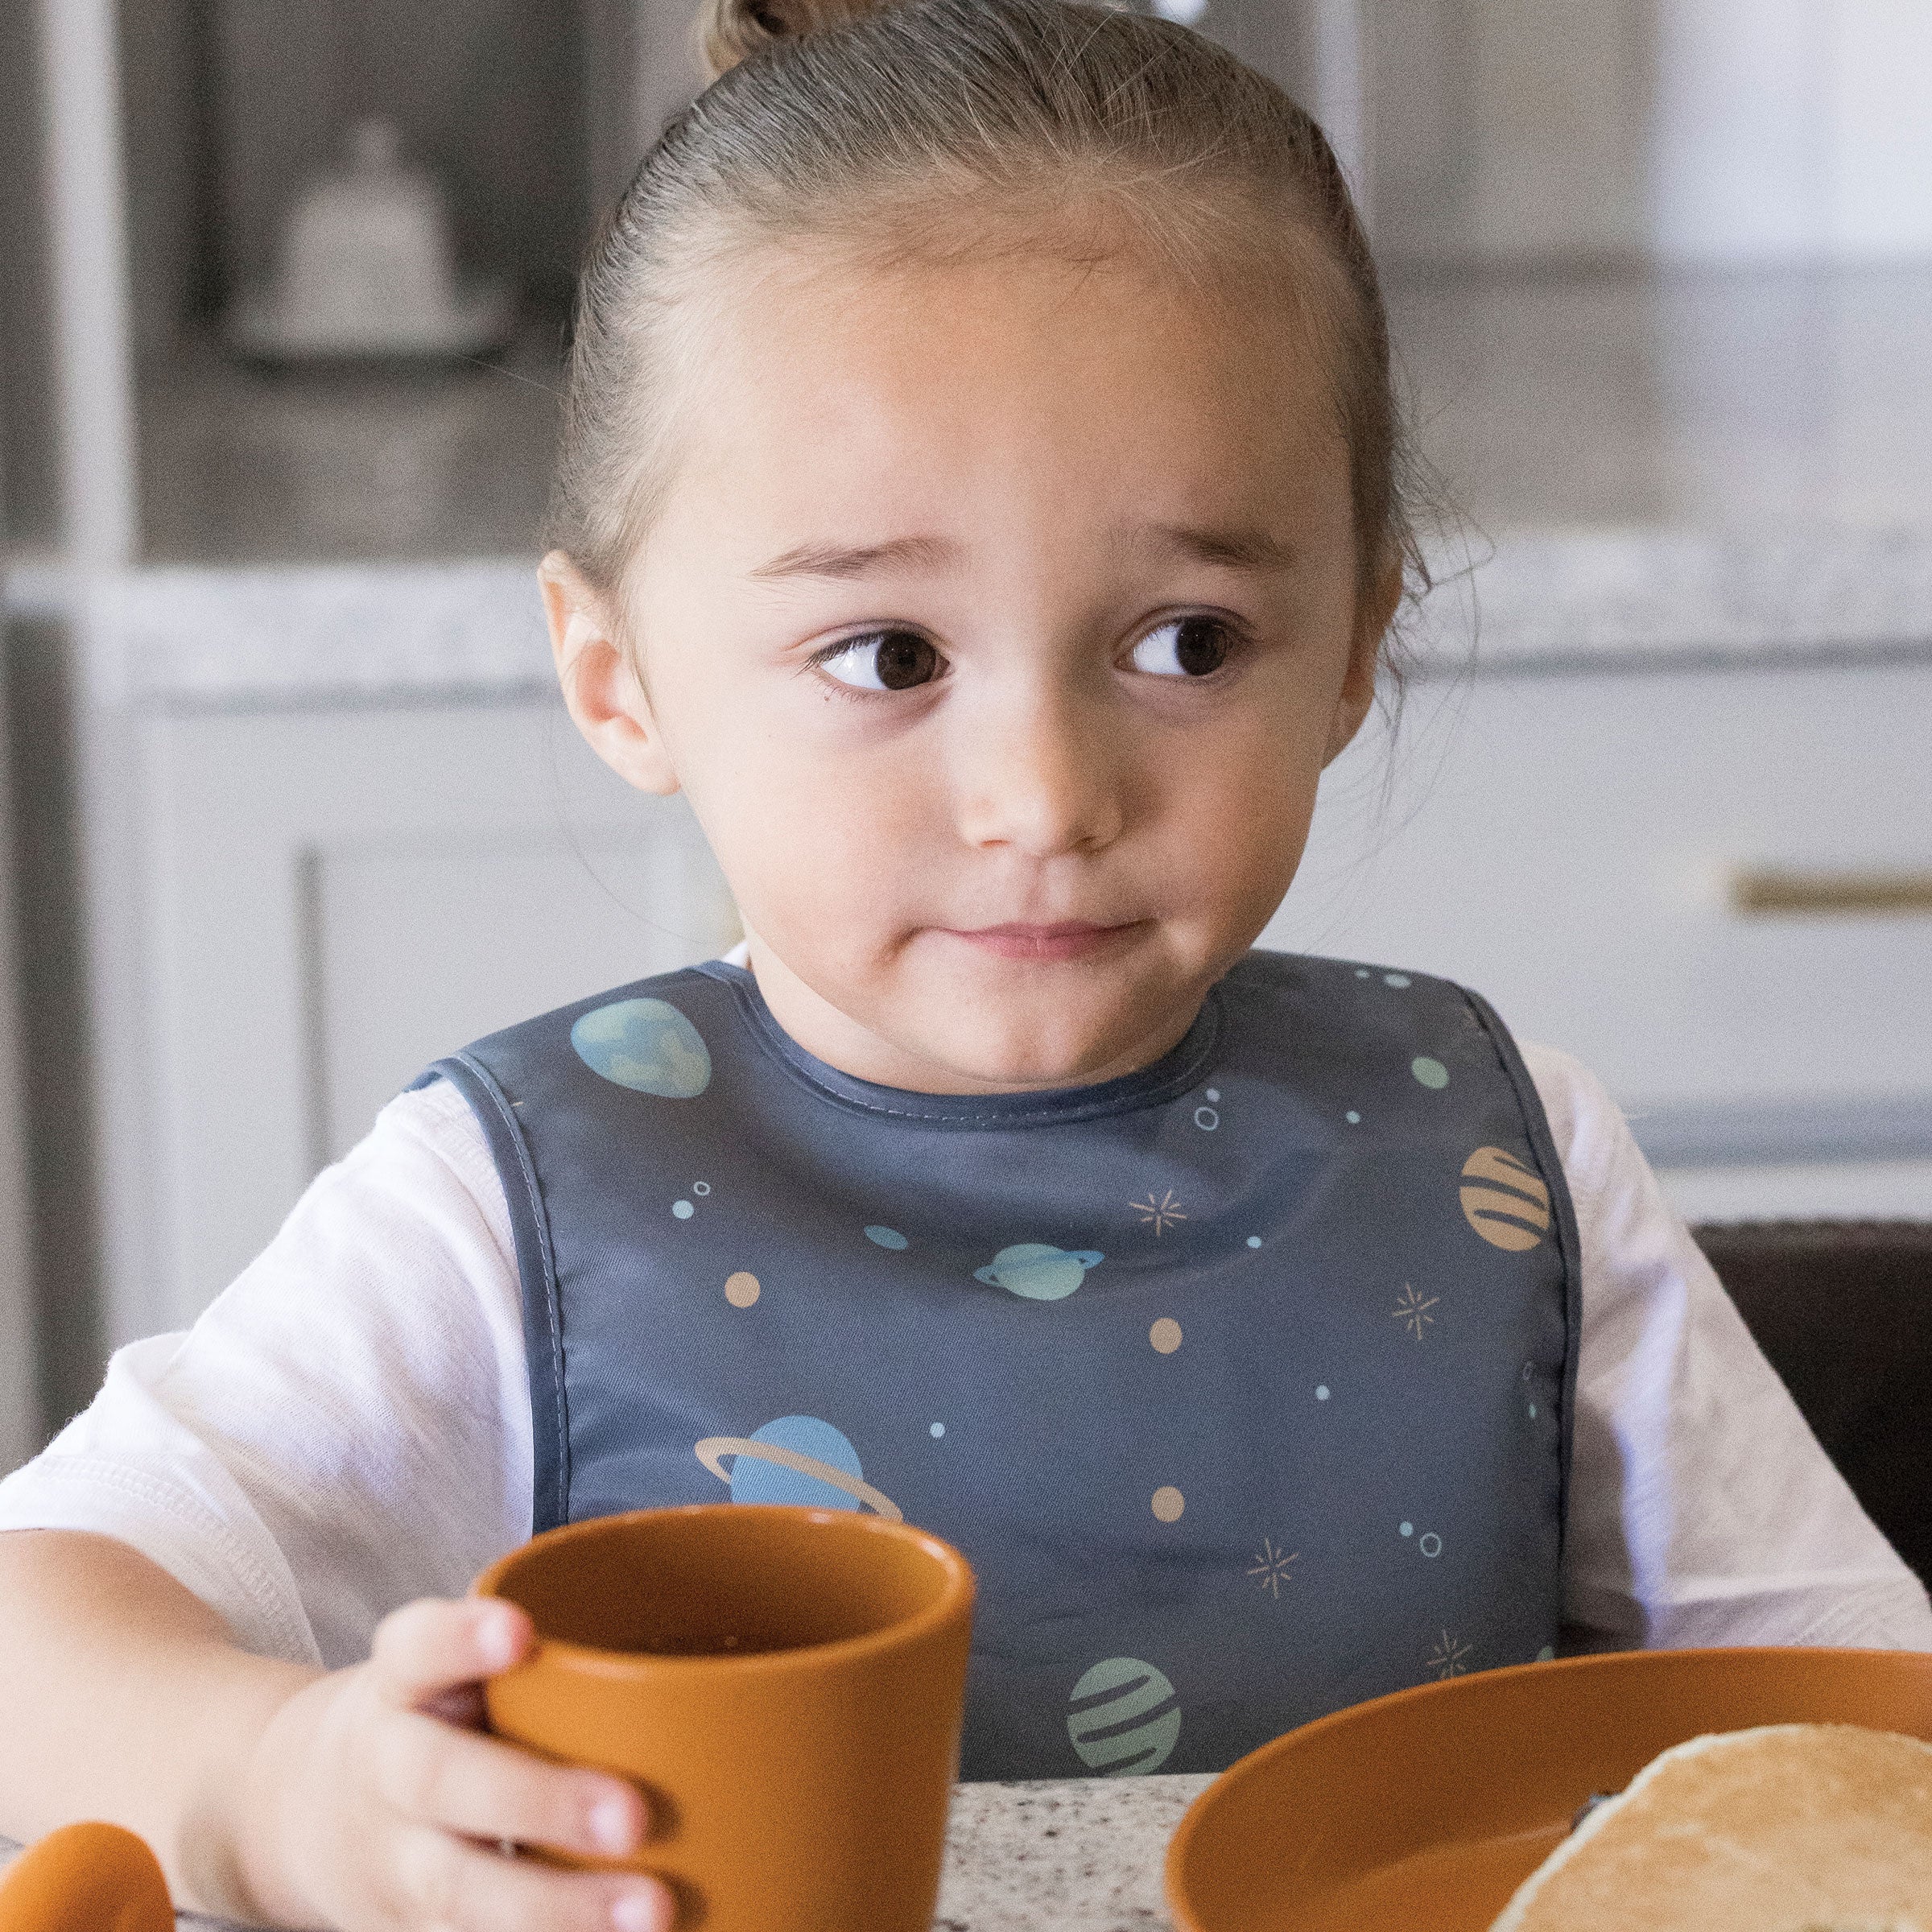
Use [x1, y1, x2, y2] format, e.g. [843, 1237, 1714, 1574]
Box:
[1265, 655, 1932, 1175]
[125, 698, 737, 1339]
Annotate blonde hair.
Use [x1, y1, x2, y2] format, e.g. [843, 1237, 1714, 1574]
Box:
[548, 0, 1425, 614]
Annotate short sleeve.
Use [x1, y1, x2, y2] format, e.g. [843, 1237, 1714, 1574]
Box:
[1525, 1042, 1932, 1654]
[0, 1080, 532, 1670]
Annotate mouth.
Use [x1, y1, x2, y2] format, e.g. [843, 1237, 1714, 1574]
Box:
[939, 920, 1147, 963]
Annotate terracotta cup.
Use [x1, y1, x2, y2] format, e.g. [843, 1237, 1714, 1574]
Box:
[473, 1504, 975, 1932]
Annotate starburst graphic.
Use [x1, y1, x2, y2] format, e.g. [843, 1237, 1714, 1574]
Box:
[1131, 1188, 1189, 1236]
[1393, 1282, 1439, 1340]
[1246, 1539, 1298, 1598]
[1427, 1630, 1472, 1679]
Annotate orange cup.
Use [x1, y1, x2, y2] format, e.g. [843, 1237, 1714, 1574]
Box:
[473, 1504, 975, 1932]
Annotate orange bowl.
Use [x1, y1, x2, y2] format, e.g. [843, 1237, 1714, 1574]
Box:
[1165, 1645, 1932, 1931]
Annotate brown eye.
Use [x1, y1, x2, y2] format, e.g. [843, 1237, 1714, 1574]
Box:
[819, 630, 943, 691]
[1131, 617, 1232, 678]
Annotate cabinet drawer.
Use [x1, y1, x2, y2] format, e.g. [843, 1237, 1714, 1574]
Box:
[1262, 658, 1932, 1165]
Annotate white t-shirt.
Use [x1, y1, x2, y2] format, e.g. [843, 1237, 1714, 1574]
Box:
[1, 1042, 1926, 1672]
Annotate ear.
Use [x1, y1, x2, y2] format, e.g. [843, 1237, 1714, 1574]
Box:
[1322, 547, 1405, 766]
[541, 551, 681, 797]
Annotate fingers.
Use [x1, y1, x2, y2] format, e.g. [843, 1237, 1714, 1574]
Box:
[371, 1598, 532, 1709]
[363, 1598, 666, 1930]
[374, 1709, 647, 1863]
[394, 1826, 675, 1932]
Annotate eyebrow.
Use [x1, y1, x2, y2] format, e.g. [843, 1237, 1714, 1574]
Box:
[1122, 521, 1302, 574]
[748, 535, 960, 581]
[745, 521, 1299, 582]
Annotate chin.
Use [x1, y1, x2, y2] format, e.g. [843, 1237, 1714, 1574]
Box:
[925, 988, 1173, 1091]
[961, 1039, 1112, 1089]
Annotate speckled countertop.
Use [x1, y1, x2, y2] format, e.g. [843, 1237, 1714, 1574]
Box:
[0, 1774, 1216, 1930]
[934, 1774, 1214, 1931]
[20, 522, 1932, 715]
[10, 263, 1932, 704]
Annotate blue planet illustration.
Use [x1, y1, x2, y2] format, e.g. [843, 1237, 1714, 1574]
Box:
[1067, 1656, 1181, 1775]
[693, 1415, 902, 1521]
[570, 998, 712, 1097]
[973, 1243, 1104, 1301]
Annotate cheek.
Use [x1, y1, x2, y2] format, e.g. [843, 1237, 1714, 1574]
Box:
[1164, 766, 1319, 933]
[1114, 694, 1333, 956]
[675, 720, 939, 939]
[1158, 691, 1330, 858]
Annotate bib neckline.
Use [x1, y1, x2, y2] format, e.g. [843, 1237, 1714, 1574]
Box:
[695, 957, 1223, 1128]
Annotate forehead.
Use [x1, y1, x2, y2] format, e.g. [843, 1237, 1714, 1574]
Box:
[651, 229, 1353, 561]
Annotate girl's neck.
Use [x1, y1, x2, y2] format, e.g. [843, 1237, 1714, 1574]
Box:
[738, 932, 1208, 1096]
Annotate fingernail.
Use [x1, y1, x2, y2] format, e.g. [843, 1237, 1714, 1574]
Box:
[476, 1606, 518, 1671]
[588, 1791, 638, 1855]
[610, 1890, 662, 1932]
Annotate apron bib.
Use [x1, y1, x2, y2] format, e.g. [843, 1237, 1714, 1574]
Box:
[429, 950, 1579, 1779]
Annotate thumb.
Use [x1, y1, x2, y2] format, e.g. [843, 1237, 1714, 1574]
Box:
[367, 1597, 533, 1718]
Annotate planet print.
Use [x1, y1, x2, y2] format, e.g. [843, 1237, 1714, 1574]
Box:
[570, 998, 712, 1097]
[693, 1415, 902, 1521]
[865, 1225, 910, 1250]
[1067, 1657, 1182, 1775]
[973, 1244, 1104, 1301]
[1459, 1146, 1551, 1251]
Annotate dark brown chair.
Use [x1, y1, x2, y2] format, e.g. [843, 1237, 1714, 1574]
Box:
[1692, 1220, 1932, 1591]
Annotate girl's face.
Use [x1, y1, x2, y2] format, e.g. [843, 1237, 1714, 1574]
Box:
[548, 237, 1400, 1094]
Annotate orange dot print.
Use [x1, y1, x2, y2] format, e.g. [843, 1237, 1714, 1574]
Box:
[1149, 1317, 1183, 1355]
[724, 1271, 761, 1308]
[1151, 1486, 1185, 1523]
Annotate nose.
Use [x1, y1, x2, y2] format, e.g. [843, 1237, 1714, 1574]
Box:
[950, 677, 1127, 858]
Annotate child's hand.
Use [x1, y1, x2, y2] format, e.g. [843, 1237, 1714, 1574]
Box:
[240, 1597, 675, 1931]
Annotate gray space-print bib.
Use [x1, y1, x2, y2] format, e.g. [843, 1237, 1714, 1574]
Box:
[427, 950, 1579, 1780]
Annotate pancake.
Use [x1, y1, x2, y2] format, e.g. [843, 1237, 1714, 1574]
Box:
[1488, 1723, 1932, 1932]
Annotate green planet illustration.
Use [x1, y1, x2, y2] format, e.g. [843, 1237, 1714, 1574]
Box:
[1067, 1656, 1181, 1775]
[973, 1243, 1104, 1301]
[570, 998, 712, 1097]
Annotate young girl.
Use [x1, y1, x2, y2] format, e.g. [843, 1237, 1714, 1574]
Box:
[2, 0, 1926, 1925]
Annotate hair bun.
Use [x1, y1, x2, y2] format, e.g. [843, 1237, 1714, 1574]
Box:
[696, 0, 887, 80]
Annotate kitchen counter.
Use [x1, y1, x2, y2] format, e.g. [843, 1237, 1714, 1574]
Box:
[12, 517, 1930, 716]
[0, 1773, 1217, 1930]
[118, 262, 1932, 566]
[935, 1773, 1213, 1930]
[12, 260, 1927, 708]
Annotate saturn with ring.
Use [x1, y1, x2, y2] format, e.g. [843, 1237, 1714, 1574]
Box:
[695, 1414, 903, 1520]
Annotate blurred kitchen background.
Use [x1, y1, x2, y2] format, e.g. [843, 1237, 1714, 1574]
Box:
[0, 0, 1928, 1463]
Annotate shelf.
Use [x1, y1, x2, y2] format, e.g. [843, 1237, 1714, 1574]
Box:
[137, 324, 565, 564]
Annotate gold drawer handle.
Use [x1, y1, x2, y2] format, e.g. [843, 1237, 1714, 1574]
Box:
[1731, 866, 1932, 916]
